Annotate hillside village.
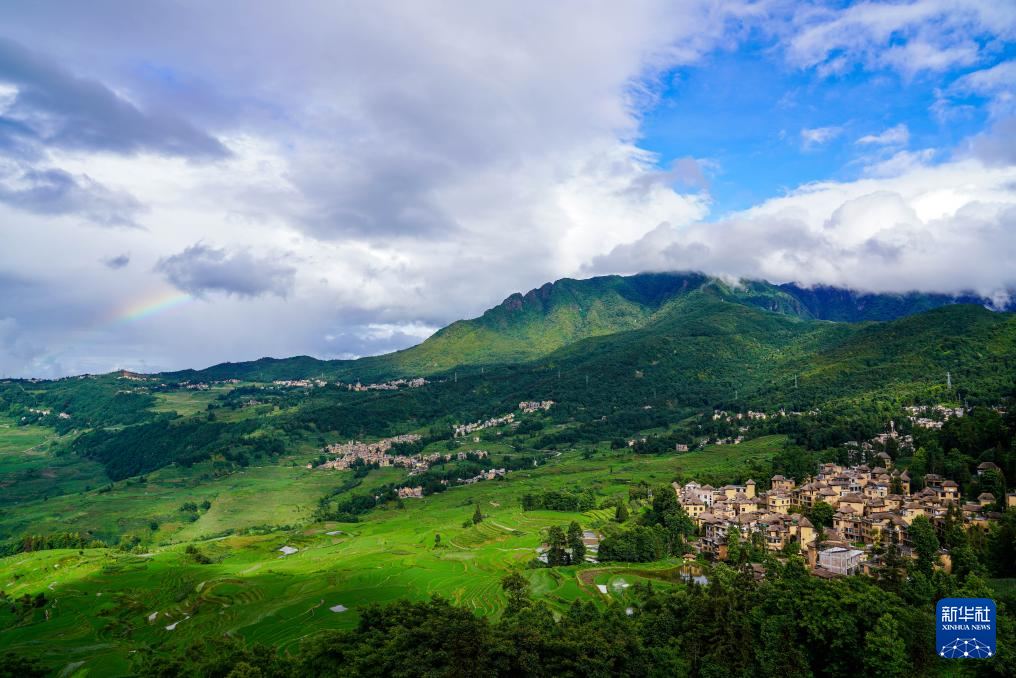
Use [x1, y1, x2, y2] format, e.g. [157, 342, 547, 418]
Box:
[677, 456, 1015, 577]
[454, 401, 554, 438]
[314, 434, 425, 471]
[313, 434, 506, 487]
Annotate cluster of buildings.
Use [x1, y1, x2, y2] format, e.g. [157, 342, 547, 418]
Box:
[22, 408, 71, 421]
[453, 400, 555, 438]
[458, 467, 506, 484]
[316, 435, 497, 478]
[345, 377, 428, 392]
[454, 412, 515, 438]
[316, 434, 424, 471]
[519, 400, 554, 414]
[711, 409, 772, 422]
[843, 421, 914, 463]
[392, 459, 508, 499]
[272, 379, 327, 388]
[675, 460, 1015, 577]
[905, 405, 965, 430]
[710, 408, 815, 423]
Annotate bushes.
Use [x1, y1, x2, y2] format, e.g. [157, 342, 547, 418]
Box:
[521, 490, 596, 512]
[597, 524, 668, 562]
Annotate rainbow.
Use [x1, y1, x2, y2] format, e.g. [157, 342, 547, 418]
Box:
[29, 290, 195, 369]
[104, 291, 193, 328]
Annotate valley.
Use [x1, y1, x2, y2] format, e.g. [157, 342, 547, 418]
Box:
[2, 273, 1015, 676]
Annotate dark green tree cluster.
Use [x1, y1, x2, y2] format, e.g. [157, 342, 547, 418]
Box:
[543, 522, 585, 566]
[124, 557, 1016, 678]
[521, 489, 595, 512]
[599, 485, 695, 563]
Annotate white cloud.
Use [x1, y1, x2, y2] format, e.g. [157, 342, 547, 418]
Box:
[862, 148, 936, 178]
[946, 59, 1016, 117]
[801, 126, 842, 148]
[857, 123, 910, 146]
[784, 0, 1016, 78]
[588, 158, 1016, 299]
[0, 1, 746, 376]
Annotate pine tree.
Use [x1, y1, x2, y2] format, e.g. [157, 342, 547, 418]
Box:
[615, 502, 629, 523]
[472, 504, 483, 525]
[909, 515, 940, 576]
[547, 525, 568, 566]
[501, 572, 530, 614]
[863, 614, 908, 678]
[567, 521, 586, 564]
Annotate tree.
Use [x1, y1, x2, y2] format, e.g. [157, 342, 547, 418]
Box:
[0, 652, 49, 678]
[567, 522, 586, 564]
[662, 507, 695, 555]
[909, 515, 940, 576]
[980, 468, 1007, 512]
[472, 504, 484, 525]
[726, 527, 744, 564]
[547, 525, 568, 566]
[986, 509, 1016, 577]
[863, 614, 908, 678]
[434, 533, 441, 548]
[806, 500, 834, 528]
[501, 572, 530, 614]
[647, 484, 679, 525]
[908, 447, 927, 491]
[614, 502, 629, 523]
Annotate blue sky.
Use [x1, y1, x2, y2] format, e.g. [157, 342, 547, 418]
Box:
[0, 1, 1014, 376]
[640, 36, 1012, 215]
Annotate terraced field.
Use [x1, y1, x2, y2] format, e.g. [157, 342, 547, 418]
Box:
[0, 433, 784, 676]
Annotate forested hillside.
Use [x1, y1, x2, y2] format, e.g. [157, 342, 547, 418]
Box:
[12, 285, 1009, 483]
[164, 272, 1012, 383]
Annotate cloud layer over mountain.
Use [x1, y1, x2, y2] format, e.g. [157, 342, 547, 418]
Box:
[0, 1, 1014, 376]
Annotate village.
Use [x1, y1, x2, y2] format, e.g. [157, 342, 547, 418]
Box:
[314, 434, 427, 471]
[453, 400, 554, 438]
[905, 404, 966, 429]
[345, 377, 428, 391]
[313, 434, 508, 488]
[675, 454, 1015, 577]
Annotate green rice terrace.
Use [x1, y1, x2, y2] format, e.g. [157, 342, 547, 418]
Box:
[0, 399, 783, 675]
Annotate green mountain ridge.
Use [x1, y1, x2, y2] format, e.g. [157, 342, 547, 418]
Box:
[47, 288, 1016, 483]
[163, 272, 1012, 383]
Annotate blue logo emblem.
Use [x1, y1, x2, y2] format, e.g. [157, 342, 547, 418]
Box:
[937, 598, 996, 658]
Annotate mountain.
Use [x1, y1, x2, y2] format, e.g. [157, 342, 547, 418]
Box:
[775, 283, 1010, 322]
[66, 285, 1016, 482]
[163, 272, 1013, 382]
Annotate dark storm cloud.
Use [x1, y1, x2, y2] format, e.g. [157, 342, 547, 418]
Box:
[103, 253, 130, 269]
[0, 36, 228, 159]
[0, 167, 143, 226]
[156, 243, 296, 298]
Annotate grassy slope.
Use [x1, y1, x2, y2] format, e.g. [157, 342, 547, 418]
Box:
[0, 435, 784, 676]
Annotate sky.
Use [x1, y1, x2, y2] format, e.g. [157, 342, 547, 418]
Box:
[0, 0, 1014, 377]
